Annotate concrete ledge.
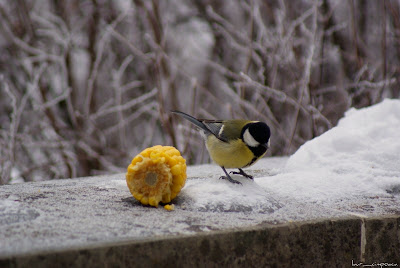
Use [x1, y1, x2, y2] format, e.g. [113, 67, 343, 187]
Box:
[2, 216, 399, 267]
[364, 216, 400, 263]
[1, 158, 399, 267]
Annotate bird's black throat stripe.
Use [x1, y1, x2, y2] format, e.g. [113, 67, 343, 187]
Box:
[243, 145, 267, 167]
[244, 156, 259, 168]
[249, 145, 267, 158]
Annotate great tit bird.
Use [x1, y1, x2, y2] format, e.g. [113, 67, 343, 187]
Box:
[172, 111, 271, 184]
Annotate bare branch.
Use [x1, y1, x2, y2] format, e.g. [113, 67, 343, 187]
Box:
[90, 87, 158, 120]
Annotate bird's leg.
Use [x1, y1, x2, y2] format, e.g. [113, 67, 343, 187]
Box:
[230, 168, 254, 180]
[219, 167, 242, 184]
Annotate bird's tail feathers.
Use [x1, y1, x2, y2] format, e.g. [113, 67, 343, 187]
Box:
[171, 111, 210, 133]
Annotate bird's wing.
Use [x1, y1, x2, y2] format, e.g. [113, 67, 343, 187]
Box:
[199, 120, 228, 142]
[172, 111, 250, 143]
[201, 119, 252, 142]
[172, 111, 228, 142]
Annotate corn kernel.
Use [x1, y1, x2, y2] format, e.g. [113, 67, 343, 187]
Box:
[164, 204, 175, 211]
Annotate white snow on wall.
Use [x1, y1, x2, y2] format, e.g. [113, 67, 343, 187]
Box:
[182, 99, 400, 215]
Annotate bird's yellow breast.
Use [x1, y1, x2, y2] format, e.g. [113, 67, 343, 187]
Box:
[206, 136, 256, 168]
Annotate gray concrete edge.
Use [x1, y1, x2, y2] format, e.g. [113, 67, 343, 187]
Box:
[2, 215, 399, 267]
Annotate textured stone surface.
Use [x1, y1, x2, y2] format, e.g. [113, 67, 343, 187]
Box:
[364, 216, 400, 263]
[0, 157, 399, 266]
[2, 218, 364, 267]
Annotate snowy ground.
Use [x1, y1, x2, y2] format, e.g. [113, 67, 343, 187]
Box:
[180, 98, 400, 218]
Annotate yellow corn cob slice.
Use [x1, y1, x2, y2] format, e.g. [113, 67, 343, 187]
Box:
[126, 145, 187, 207]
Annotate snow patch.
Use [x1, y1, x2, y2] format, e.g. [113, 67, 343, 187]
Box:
[181, 177, 280, 213]
[181, 99, 400, 215]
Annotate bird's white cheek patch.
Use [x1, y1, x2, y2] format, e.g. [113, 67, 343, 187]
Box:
[243, 128, 259, 147]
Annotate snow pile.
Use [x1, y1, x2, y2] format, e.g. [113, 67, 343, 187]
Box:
[266, 98, 400, 202]
[182, 99, 400, 212]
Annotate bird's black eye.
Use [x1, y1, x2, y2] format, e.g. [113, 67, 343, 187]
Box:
[249, 122, 271, 144]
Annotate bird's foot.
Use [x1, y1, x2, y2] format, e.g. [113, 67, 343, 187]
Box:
[220, 166, 242, 184]
[219, 175, 242, 185]
[230, 168, 254, 180]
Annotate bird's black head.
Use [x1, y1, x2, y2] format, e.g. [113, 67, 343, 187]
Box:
[241, 122, 271, 152]
[249, 122, 271, 144]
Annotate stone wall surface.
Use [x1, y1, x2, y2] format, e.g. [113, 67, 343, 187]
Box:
[0, 158, 399, 267]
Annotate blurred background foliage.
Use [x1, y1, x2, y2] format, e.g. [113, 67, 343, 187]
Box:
[0, 0, 399, 184]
